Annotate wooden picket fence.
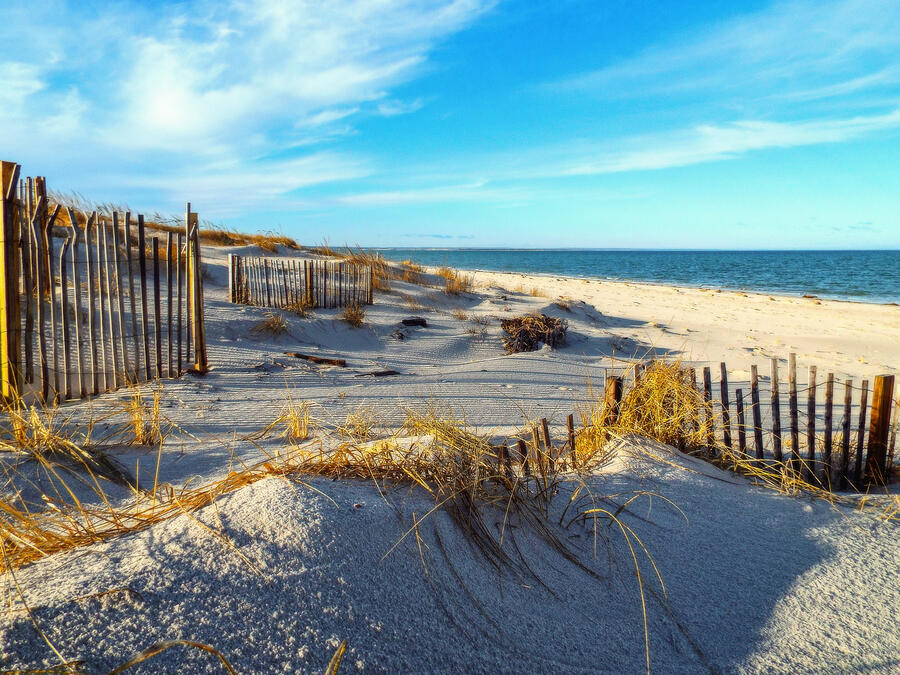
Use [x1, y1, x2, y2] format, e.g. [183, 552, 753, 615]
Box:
[491, 357, 896, 492]
[228, 254, 373, 309]
[0, 160, 208, 404]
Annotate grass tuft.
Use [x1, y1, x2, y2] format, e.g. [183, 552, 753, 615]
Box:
[340, 303, 366, 328]
[122, 387, 164, 446]
[251, 311, 289, 336]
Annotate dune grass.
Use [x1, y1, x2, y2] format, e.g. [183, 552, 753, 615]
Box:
[251, 311, 289, 336]
[436, 266, 473, 295]
[50, 191, 299, 251]
[339, 303, 366, 328]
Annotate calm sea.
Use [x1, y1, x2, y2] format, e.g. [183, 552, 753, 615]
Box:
[375, 249, 900, 304]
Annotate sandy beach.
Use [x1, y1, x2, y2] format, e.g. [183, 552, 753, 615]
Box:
[1, 245, 898, 673]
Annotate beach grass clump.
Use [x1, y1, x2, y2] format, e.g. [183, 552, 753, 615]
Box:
[251, 311, 290, 336]
[122, 387, 164, 446]
[285, 296, 313, 318]
[500, 314, 567, 354]
[451, 308, 468, 321]
[554, 297, 572, 312]
[340, 303, 366, 328]
[339, 406, 376, 441]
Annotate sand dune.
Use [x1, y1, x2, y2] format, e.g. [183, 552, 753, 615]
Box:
[1, 245, 897, 673]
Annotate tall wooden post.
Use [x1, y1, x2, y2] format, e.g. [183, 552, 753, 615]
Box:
[186, 205, 207, 374]
[0, 161, 22, 400]
[865, 375, 895, 486]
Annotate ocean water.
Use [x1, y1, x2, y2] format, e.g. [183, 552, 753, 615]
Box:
[376, 249, 900, 304]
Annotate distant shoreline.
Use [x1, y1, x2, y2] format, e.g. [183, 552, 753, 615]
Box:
[375, 248, 900, 305]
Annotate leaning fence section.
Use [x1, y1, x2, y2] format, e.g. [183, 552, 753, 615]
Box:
[0, 160, 208, 404]
[615, 357, 896, 490]
[228, 254, 373, 309]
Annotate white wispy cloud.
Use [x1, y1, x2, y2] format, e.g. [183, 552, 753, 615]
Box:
[549, 0, 900, 112]
[554, 110, 900, 177]
[0, 0, 495, 208]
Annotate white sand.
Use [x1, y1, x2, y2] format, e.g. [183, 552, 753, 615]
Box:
[2, 245, 898, 673]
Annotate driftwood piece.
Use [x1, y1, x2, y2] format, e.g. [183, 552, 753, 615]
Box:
[356, 369, 400, 377]
[401, 317, 427, 327]
[283, 351, 347, 367]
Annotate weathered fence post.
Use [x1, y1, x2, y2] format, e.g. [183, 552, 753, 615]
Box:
[865, 375, 895, 486]
[750, 365, 764, 460]
[720, 362, 732, 450]
[854, 381, 868, 485]
[186, 206, 207, 374]
[770, 358, 783, 462]
[788, 353, 800, 472]
[823, 373, 834, 486]
[567, 413, 576, 469]
[839, 379, 853, 489]
[702, 366, 715, 451]
[805, 365, 817, 481]
[603, 375, 624, 426]
[0, 161, 22, 400]
[735, 389, 746, 458]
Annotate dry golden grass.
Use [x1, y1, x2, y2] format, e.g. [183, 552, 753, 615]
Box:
[285, 297, 313, 318]
[554, 297, 572, 312]
[338, 406, 376, 441]
[398, 293, 422, 311]
[251, 311, 289, 336]
[339, 303, 366, 328]
[451, 308, 468, 321]
[438, 267, 473, 295]
[50, 191, 299, 250]
[122, 387, 164, 446]
[573, 360, 864, 501]
[254, 398, 315, 445]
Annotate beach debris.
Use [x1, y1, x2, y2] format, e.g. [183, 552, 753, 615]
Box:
[500, 314, 567, 354]
[356, 370, 401, 377]
[283, 351, 347, 367]
[402, 317, 428, 327]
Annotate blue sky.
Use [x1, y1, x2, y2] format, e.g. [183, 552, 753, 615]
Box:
[1, 0, 898, 248]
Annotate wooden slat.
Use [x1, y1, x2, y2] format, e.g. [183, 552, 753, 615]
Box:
[854, 381, 869, 485]
[865, 375, 895, 485]
[111, 215, 129, 386]
[138, 215, 151, 381]
[750, 365, 764, 460]
[517, 438, 530, 477]
[567, 413, 576, 469]
[788, 353, 799, 472]
[96, 218, 109, 391]
[839, 379, 853, 490]
[735, 389, 746, 457]
[21, 179, 33, 385]
[153, 237, 162, 379]
[102, 222, 119, 389]
[805, 365, 817, 481]
[124, 213, 140, 382]
[719, 362, 732, 450]
[66, 209, 86, 398]
[541, 417, 554, 473]
[703, 366, 715, 451]
[177, 233, 184, 374]
[770, 358, 783, 462]
[47, 206, 61, 400]
[166, 232, 174, 377]
[0, 161, 22, 400]
[85, 215, 98, 395]
[823, 373, 834, 487]
[58, 237, 72, 398]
